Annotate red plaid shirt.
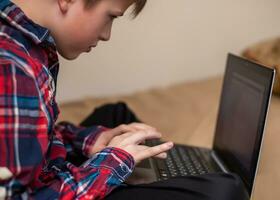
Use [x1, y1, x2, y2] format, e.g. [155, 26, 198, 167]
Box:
[0, 1, 135, 199]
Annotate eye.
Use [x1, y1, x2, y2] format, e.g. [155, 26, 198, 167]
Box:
[107, 11, 118, 19]
[110, 15, 117, 20]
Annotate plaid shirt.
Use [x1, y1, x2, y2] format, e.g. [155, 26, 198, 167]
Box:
[0, 1, 135, 199]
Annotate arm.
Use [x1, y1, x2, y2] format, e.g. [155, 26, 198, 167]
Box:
[0, 59, 50, 198]
[54, 121, 110, 157]
[0, 59, 135, 200]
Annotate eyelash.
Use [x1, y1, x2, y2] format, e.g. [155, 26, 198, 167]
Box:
[110, 15, 117, 19]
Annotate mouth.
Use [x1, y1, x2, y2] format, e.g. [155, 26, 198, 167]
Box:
[86, 44, 97, 53]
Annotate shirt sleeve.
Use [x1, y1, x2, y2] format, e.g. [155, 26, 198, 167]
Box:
[51, 145, 135, 200]
[0, 59, 50, 198]
[0, 59, 135, 200]
[44, 131, 135, 200]
[54, 121, 110, 157]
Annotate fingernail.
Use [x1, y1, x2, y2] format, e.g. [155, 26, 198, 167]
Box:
[167, 142, 173, 147]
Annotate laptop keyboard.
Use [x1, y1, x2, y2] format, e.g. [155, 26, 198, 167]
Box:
[147, 140, 222, 180]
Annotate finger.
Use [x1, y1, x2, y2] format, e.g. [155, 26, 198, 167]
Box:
[154, 152, 167, 159]
[129, 124, 166, 141]
[124, 130, 162, 145]
[137, 142, 173, 161]
[129, 123, 157, 131]
[107, 124, 137, 137]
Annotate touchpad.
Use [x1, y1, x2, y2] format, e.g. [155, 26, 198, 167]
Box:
[125, 158, 157, 184]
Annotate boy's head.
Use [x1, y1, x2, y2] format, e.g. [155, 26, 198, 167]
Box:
[14, 0, 146, 60]
[53, 0, 146, 60]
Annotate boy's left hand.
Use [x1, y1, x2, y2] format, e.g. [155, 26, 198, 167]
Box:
[88, 123, 160, 157]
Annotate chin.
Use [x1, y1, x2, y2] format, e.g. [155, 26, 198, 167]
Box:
[58, 49, 80, 60]
[65, 54, 79, 60]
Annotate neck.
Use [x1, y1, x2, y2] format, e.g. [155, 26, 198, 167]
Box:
[12, 0, 50, 28]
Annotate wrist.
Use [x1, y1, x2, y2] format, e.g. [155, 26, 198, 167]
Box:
[83, 126, 110, 157]
[89, 147, 135, 180]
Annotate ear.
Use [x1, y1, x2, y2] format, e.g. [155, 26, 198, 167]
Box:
[57, 0, 71, 14]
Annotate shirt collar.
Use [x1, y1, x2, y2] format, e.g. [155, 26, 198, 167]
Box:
[0, 0, 56, 47]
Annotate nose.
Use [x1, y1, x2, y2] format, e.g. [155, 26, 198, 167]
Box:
[99, 23, 112, 41]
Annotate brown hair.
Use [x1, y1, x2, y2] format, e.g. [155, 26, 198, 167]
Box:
[84, 0, 147, 18]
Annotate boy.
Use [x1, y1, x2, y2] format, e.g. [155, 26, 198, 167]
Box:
[0, 0, 248, 199]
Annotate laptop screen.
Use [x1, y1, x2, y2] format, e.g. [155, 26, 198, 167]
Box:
[213, 54, 274, 194]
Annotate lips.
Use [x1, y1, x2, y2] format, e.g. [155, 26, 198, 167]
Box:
[85, 45, 97, 52]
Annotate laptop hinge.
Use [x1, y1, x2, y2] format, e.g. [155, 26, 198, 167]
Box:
[211, 151, 229, 173]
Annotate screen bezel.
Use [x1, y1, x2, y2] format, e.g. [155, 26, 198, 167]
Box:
[212, 53, 275, 195]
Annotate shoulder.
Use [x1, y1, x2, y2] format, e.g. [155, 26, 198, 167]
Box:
[0, 32, 42, 99]
[0, 20, 45, 79]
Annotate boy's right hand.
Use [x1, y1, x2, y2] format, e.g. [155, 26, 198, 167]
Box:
[107, 129, 174, 164]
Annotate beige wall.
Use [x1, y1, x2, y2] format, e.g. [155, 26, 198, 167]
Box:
[56, 0, 280, 103]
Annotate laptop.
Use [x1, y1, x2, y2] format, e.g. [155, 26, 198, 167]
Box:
[125, 53, 275, 199]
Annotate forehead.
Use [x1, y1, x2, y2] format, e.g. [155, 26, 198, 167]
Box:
[100, 0, 135, 12]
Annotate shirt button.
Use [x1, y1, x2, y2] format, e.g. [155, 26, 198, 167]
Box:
[121, 164, 128, 172]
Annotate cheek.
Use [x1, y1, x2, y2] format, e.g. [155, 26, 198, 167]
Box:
[55, 11, 108, 58]
[71, 22, 102, 46]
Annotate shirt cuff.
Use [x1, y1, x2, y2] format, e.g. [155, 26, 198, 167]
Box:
[85, 147, 135, 181]
[82, 126, 110, 157]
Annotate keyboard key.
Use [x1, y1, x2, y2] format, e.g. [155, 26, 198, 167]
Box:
[148, 139, 220, 180]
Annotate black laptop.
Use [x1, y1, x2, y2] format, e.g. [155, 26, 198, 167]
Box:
[126, 53, 275, 199]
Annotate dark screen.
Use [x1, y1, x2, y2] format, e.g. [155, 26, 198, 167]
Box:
[213, 54, 274, 195]
[215, 72, 264, 172]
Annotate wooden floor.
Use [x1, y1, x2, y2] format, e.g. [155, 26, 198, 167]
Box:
[58, 77, 280, 200]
